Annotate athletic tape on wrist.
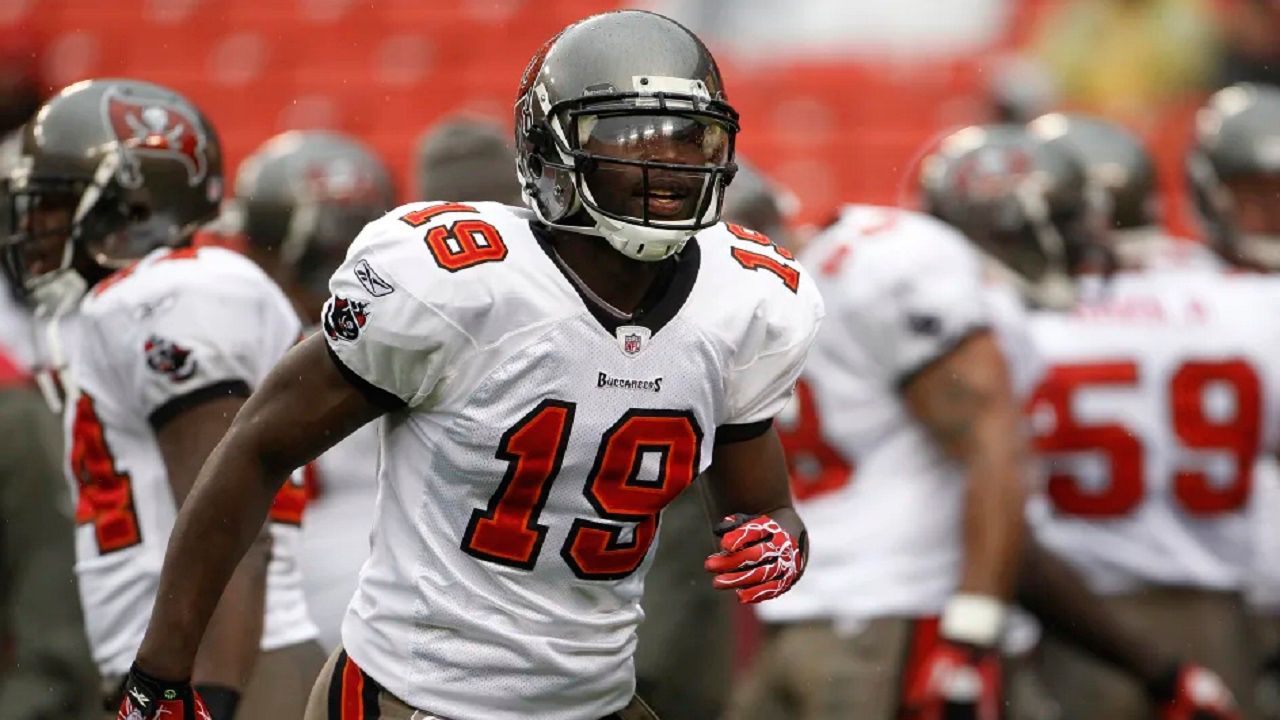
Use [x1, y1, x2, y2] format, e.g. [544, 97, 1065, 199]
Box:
[940, 593, 1006, 647]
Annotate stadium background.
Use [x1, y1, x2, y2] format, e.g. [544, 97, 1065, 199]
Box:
[3, 0, 1261, 238]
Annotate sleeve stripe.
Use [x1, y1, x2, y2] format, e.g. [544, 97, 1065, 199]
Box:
[147, 379, 251, 430]
[325, 341, 408, 412]
[894, 324, 992, 391]
[715, 418, 773, 445]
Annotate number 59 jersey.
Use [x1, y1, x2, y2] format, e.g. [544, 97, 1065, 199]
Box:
[1026, 271, 1280, 594]
[323, 202, 822, 720]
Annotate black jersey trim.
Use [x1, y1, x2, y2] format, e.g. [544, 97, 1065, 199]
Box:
[324, 342, 407, 412]
[894, 324, 992, 391]
[529, 221, 702, 336]
[715, 418, 773, 445]
[147, 379, 251, 430]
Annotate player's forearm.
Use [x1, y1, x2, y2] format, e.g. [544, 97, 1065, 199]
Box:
[190, 528, 269, 690]
[1016, 535, 1167, 685]
[957, 427, 1026, 600]
[137, 431, 285, 681]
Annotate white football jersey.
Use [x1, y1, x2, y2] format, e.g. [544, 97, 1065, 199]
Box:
[1026, 271, 1280, 594]
[756, 205, 1040, 625]
[324, 201, 822, 719]
[1112, 228, 1224, 272]
[300, 422, 380, 650]
[62, 245, 314, 676]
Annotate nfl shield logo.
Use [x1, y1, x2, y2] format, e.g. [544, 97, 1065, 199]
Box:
[616, 325, 651, 357]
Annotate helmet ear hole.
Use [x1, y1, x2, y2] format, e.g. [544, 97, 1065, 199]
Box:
[527, 154, 544, 178]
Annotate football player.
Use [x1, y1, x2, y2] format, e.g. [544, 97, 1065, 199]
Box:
[232, 129, 395, 653]
[928, 124, 1258, 719]
[1, 79, 309, 720]
[740, 137, 1039, 718]
[1189, 83, 1280, 273]
[121, 11, 822, 720]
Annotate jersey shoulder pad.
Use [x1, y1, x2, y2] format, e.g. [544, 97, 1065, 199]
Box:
[334, 201, 567, 349]
[802, 205, 980, 303]
[691, 222, 823, 383]
[82, 245, 284, 318]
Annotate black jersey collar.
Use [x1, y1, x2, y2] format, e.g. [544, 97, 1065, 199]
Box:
[530, 221, 701, 336]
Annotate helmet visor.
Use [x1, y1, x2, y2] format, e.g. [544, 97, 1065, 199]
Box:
[574, 112, 734, 226]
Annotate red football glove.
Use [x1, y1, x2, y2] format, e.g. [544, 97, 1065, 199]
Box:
[1153, 664, 1239, 720]
[903, 640, 1002, 720]
[703, 513, 806, 604]
[117, 663, 210, 720]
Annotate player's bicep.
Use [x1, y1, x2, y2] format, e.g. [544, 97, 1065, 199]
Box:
[902, 329, 1018, 462]
[703, 425, 794, 517]
[231, 333, 386, 479]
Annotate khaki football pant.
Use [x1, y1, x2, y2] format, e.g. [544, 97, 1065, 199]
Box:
[1038, 588, 1258, 720]
[239, 639, 328, 720]
[303, 647, 661, 719]
[729, 618, 1058, 720]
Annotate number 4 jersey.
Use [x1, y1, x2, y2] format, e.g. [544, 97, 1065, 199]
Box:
[323, 201, 822, 719]
[1027, 271, 1280, 594]
[62, 245, 315, 677]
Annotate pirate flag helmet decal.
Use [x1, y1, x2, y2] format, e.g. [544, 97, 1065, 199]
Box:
[2, 78, 223, 315]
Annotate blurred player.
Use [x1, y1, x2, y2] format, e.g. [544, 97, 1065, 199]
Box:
[1, 79, 306, 720]
[121, 11, 822, 720]
[413, 114, 523, 205]
[1189, 83, 1280, 273]
[233, 129, 395, 653]
[928, 123, 1263, 719]
[1027, 112, 1220, 272]
[740, 148, 1036, 717]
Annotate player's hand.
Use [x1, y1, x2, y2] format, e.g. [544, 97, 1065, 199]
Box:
[703, 512, 806, 604]
[903, 639, 1001, 720]
[117, 662, 209, 720]
[1151, 663, 1239, 720]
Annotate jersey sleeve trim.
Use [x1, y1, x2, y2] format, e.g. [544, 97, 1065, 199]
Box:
[147, 379, 251, 430]
[894, 324, 991, 391]
[715, 418, 773, 445]
[325, 341, 407, 412]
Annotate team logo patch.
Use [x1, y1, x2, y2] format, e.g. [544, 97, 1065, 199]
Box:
[103, 87, 210, 187]
[144, 335, 197, 382]
[616, 325, 651, 357]
[323, 296, 369, 342]
[354, 259, 394, 297]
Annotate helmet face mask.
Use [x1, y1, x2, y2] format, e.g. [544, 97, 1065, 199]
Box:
[515, 12, 740, 262]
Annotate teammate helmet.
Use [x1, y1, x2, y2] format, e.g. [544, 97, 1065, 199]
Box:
[2, 78, 222, 314]
[235, 130, 395, 298]
[1027, 112, 1157, 230]
[515, 10, 739, 262]
[919, 124, 1102, 309]
[1189, 83, 1280, 270]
